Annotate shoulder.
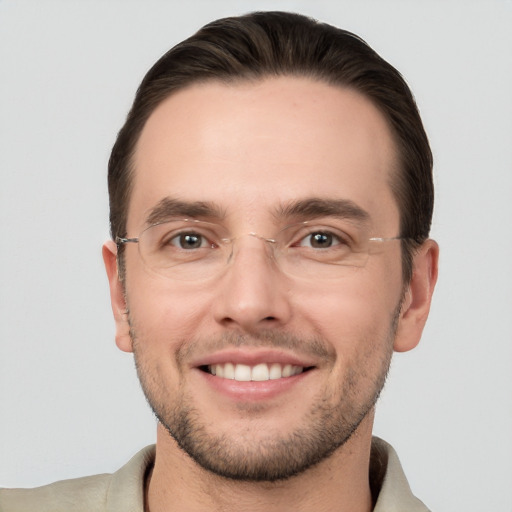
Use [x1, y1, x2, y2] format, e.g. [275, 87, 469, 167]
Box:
[0, 473, 113, 512]
[0, 445, 155, 512]
[371, 437, 431, 512]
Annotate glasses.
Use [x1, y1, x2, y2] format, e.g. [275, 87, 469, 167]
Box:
[116, 218, 404, 281]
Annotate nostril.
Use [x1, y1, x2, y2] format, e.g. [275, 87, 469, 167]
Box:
[264, 316, 276, 321]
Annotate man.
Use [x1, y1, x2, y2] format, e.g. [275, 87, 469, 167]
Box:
[0, 11, 438, 511]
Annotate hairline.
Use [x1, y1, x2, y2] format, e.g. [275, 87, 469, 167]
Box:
[122, 72, 406, 231]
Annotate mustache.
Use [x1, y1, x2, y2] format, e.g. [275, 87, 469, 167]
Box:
[175, 330, 335, 366]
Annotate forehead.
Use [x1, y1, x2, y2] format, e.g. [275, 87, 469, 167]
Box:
[129, 76, 399, 231]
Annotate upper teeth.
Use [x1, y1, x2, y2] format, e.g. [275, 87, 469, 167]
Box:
[209, 363, 304, 381]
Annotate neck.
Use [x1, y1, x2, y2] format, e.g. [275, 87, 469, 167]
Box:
[146, 414, 375, 512]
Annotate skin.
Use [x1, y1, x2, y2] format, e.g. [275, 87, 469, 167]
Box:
[103, 77, 438, 512]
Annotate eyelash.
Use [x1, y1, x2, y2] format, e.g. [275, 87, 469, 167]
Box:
[165, 231, 215, 249]
[164, 228, 352, 251]
[294, 230, 347, 249]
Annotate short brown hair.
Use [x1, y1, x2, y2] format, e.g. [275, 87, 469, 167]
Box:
[108, 11, 433, 283]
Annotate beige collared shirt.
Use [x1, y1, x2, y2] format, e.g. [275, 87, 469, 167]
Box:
[0, 438, 430, 511]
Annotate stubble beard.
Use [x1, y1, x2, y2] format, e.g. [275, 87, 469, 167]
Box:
[130, 307, 399, 483]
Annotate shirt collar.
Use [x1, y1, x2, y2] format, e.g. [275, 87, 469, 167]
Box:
[106, 439, 429, 511]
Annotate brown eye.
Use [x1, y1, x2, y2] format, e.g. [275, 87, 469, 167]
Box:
[298, 231, 342, 249]
[310, 233, 333, 248]
[170, 232, 208, 249]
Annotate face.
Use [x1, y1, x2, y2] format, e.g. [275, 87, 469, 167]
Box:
[105, 77, 428, 481]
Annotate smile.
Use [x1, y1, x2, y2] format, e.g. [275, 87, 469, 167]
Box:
[204, 363, 309, 381]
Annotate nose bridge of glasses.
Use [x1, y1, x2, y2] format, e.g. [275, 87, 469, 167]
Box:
[226, 231, 278, 263]
[248, 231, 277, 244]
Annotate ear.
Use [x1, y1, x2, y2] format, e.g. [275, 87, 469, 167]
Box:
[393, 239, 439, 353]
[102, 240, 133, 353]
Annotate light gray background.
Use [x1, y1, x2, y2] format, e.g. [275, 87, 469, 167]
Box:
[1, 1, 511, 510]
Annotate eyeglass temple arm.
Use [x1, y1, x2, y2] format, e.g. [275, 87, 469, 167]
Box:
[115, 236, 139, 245]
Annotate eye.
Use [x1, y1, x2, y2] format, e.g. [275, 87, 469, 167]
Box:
[297, 231, 345, 249]
[169, 232, 211, 250]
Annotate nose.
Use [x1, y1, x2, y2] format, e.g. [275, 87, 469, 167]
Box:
[212, 236, 293, 332]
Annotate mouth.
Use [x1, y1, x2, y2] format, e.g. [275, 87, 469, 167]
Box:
[199, 362, 314, 382]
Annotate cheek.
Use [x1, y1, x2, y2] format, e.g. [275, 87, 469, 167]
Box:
[292, 267, 402, 353]
[297, 282, 398, 391]
[125, 274, 214, 351]
[296, 277, 399, 327]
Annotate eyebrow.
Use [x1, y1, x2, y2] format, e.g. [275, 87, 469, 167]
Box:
[274, 198, 370, 224]
[144, 196, 369, 227]
[145, 197, 226, 226]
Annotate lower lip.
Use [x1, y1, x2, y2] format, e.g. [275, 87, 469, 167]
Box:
[196, 368, 312, 402]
